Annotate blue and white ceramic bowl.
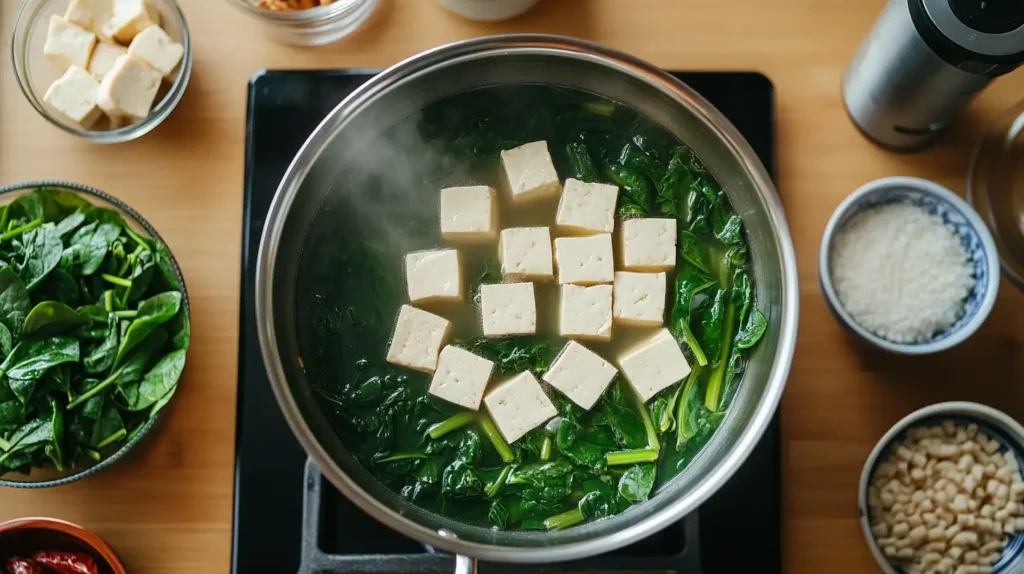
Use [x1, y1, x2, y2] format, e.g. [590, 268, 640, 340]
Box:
[859, 402, 1024, 574]
[819, 176, 1000, 354]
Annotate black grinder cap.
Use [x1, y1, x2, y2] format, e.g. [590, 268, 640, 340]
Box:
[910, 0, 1024, 76]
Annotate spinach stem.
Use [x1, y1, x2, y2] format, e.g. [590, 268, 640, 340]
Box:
[0, 436, 9, 452]
[540, 436, 552, 461]
[676, 367, 702, 449]
[113, 310, 138, 319]
[83, 448, 101, 462]
[544, 509, 584, 530]
[606, 448, 659, 466]
[101, 273, 132, 288]
[103, 291, 114, 312]
[0, 206, 9, 233]
[0, 218, 42, 242]
[705, 302, 737, 412]
[123, 225, 151, 252]
[67, 363, 127, 409]
[374, 453, 426, 464]
[95, 429, 126, 449]
[478, 414, 514, 463]
[635, 392, 660, 452]
[127, 421, 147, 441]
[485, 465, 512, 498]
[427, 412, 476, 440]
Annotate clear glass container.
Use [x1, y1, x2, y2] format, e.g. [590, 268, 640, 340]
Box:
[224, 0, 378, 46]
[967, 98, 1024, 291]
[11, 0, 192, 144]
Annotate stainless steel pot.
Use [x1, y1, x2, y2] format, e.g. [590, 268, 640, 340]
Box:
[256, 35, 799, 565]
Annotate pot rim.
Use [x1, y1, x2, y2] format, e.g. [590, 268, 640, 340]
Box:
[255, 34, 799, 562]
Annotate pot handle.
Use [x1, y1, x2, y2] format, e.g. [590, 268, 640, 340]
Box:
[454, 554, 478, 574]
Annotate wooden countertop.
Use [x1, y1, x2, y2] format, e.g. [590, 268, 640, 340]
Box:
[2, 0, 1023, 572]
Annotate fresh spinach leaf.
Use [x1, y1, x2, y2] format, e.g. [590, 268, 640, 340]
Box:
[0, 266, 31, 339]
[23, 301, 90, 336]
[113, 291, 181, 368]
[67, 221, 122, 276]
[20, 224, 64, 290]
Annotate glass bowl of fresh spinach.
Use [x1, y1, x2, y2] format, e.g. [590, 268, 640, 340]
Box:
[0, 181, 190, 488]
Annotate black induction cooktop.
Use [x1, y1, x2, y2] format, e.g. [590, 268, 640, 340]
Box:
[234, 70, 781, 574]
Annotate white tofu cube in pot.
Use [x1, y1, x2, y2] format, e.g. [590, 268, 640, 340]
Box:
[88, 42, 127, 81]
[484, 371, 558, 443]
[65, 0, 114, 40]
[543, 341, 617, 410]
[613, 271, 667, 326]
[554, 234, 614, 285]
[621, 218, 677, 271]
[104, 0, 160, 44]
[500, 141, 560, 203]
[499, 227, 553, 279]
[43, 66, 103, 129]
[480, 283, 536, 337]
[43, 16, 97, 71]
[97, 54, 162, 123]
[617, 328, 691, 401]
[428, 346, 495, 410]
[559, 284, 612, 341]
[439, 185, 497, 243]
[555, 179, 618, 235]
[385, 305, 451, 373]
[405, 249, 462, 303]
[128, 25, 184, 80]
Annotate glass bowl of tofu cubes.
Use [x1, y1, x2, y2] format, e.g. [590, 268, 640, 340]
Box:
[12, 0, 191, 144]
[860, 402, 1024, 574]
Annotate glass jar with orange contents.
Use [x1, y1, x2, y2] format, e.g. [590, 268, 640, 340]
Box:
[224, 0, 377, 46]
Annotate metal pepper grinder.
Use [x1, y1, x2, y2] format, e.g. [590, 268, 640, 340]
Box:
[843, 0, 1024, 151]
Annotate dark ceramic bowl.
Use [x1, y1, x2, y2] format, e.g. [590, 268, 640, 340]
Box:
[0, 180, 190, 488]
[0, 517, 127, 574]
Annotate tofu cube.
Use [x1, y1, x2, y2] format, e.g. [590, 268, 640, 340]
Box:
[613, 271, 667, 326]
[405, 249, 462, 303]
[385, 305, 451, 373]
[484, 371, 558, 443]
[97, 54, 162, 122]
[88, 42, 127, 81]
[543, 341, 617, 410]
[42, 66, 103, 129]
[621, 218, 677, 271]
[555, 179, 619, 235]
[500, 141, 560, 203]
[439, 185, 497, 243]
[103, 0, 160, 44]
[43, 16, 97, 71]
[554, 234, 614, 285]
[617, 328, 691, 401]
[428, 345, 495, 410]
[560, 284, 612, 341]
[128, 25, 183, 80]
[499, 227, 553, 279]
[65, 0, 114, 40]
[480, 283, 536, 337]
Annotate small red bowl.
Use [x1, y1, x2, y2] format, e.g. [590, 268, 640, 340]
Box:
[0, 518, 126, 574]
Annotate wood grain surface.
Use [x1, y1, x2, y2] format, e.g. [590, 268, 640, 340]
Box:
[2, 0, 1023, 572]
